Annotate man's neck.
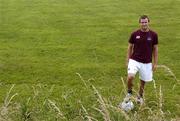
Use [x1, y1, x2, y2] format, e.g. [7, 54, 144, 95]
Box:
[141, 28, 149, 32]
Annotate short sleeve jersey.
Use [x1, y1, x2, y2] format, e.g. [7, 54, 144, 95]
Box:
[129, 29, 158, 63]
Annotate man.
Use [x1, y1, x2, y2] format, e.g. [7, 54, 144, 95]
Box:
[124, 15, 158, 104]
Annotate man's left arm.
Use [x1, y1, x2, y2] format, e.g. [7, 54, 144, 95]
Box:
[153, 45, 158, 71]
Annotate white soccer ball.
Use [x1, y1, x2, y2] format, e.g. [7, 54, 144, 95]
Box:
[121, 100, 134, 111]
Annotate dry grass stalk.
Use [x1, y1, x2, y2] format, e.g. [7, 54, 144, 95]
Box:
[32, 86, 39, 99]
[105, 104, 130, 121]
[121, 77, 127, 95]
[47, 99, 65, 119]
[0, 84, 18, 121]
[157, 65, 180, 83]
[4, 84, 18, 107]
[76, 73, 88, 88]
[80, 102, 98, 121]
[77, 73, 111, 121]
[152, 79, 158, 98]
[91, 84, 111, 121]
[158, 85, 164, 119]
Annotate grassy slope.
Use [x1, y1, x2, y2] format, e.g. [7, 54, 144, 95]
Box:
[0, 0, 180, 120]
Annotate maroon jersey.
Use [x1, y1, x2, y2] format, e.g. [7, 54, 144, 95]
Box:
[129, 29, 158, 63]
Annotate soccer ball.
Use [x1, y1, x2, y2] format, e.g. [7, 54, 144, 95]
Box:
[120, 100, 134, 111]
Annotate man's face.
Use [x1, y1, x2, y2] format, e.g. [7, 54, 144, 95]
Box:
[139, 18, 149, 31]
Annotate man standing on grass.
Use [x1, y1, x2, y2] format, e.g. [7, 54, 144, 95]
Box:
[124, 15, 158, 104]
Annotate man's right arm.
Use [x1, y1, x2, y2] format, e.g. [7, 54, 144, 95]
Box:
[126, 43, 134, 66]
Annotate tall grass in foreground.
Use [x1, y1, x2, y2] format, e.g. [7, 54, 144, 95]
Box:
[0, 65, 179, 121]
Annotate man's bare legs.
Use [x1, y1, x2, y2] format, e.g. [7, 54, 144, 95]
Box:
[137, 80, 145, 104]
[126, 75, 145, 104]
[139, 80, 145, 97]
[123, 74, 134, 102]
[127, 74, 135, 94]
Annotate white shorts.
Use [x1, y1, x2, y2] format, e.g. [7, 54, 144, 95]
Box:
[128, 59, 153, 82]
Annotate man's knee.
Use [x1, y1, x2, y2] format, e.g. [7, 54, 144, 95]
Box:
[140, 80, 146, 86]
[127, 74, 135, 81]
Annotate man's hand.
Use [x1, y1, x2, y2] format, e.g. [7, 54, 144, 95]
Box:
[152, 45, 158, 72]
[152, 64, 157, 71]
[126, 43, 133, 67]
[126, 60, 129, 67]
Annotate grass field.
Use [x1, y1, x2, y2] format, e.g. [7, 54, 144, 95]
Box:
[0, 0, 180, 120]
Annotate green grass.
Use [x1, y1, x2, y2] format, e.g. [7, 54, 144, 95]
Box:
[0, 0, 180, 120]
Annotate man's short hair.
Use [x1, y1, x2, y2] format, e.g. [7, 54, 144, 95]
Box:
[139, 15, 150, 23]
